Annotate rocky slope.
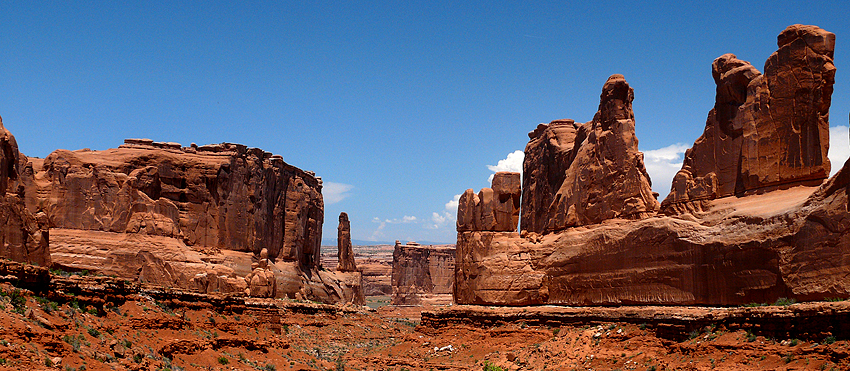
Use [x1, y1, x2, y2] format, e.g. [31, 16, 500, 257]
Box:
[2, 268, 849, 371]
[391, 241, 455, 305]
[455, 24, 850, 307]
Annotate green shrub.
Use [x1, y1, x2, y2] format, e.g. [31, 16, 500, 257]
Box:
[774, 297, 796, 306]
[483, 361, 504, 371]
[217, 356, 229, 365]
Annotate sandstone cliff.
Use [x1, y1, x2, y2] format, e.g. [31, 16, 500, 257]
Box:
[454, 24, 850, 307]
[522, 75, 658, 233]
[22, 139, 323, 267]
[11, 135, 361, 304]
[0, 117, 50, 266]
[391, 241, 455, 305]
[663, 25, 836, 213]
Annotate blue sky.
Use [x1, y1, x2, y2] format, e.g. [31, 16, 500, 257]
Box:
[2, 1, 849, 244]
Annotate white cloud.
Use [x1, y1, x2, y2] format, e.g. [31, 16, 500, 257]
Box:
[426, 211, 454, 229]
[383, 215, 418, 224]
[487, 150, 524, 183]
[642, 143, 689, 196]
[830, 126, 849, 176]
[369, 220, 386, 241]
[445, 194, 461, 212]
[323, 182, 353, 205]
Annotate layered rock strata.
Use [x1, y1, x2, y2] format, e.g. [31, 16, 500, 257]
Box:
[0, 117, 50, 266]
[391, 241, 456, 305]
[521, 75, 658, 233]
[336, 212, 357, 272]
[22, 139, 323, 267]
[663, 25, 836, 213]
[11, 135, 361, 304]
[454, 24, 849, 307]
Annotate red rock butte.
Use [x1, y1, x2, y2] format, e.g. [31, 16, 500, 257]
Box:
[454, 24, 850, 307]
[0, 122, 364, 304]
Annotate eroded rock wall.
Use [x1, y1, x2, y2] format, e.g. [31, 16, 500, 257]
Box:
[391, 241, 455, 305]
[457, 172, 521, 232]
[521, 75, 658, 233]
[663, 24, 835, 213]
[22, 139, 323, 268]
[0, 117, 50, 266]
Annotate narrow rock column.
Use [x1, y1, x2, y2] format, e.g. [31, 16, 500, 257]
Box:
[336, 212, 357, 272]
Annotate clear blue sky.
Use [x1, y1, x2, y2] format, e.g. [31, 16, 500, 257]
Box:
[2, 1, 849, 244]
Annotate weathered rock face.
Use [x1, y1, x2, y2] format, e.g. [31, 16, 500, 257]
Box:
[392, 241, 455, 305]
[454, 24, 849, 307]
[521, 75, 659, 233]
[663, 25, 835, 213]
[336, 212, 357, 272]
[0, 117, 50, 266]
[22, 139, 323, 268]
[457, 172, 521, 232]
[456, 172, 850, 305]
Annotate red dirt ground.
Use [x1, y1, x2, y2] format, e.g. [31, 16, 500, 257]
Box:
[0, 281, 848, 371]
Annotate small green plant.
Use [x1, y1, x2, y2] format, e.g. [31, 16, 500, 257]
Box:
[264, 363, 276, 371]
[746, 330, 757, 342]
[783, 353, 794, 363]
[823, 335, 837, 345]
[639, 323, 647, 330]
[34, 296, 58, 313]
[774, 297, 797, 306]
[87, 327, 101, 338]
[552, 328, 560, 335]
[825, 297, 845, 302]
[133, 353, 143, 363]
[2, 289, 27, 314]
[45, 357, 53, 367]
[217, 356, 229, 365]
[790, 338, 799, 346]
[483, 361, 504, 371]
[689, 329, 701, 340]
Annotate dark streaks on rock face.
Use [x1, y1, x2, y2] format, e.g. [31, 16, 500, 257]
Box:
[23, 140, 324, 268]
[663, 25, 835, 214]
[392, 241, 455, 305]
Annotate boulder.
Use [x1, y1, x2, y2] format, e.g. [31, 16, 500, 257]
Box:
[336, 212, 357, 272]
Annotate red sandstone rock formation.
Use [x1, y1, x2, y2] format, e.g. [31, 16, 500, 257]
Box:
[336, 212, 357, 272]
[0, 117, 49, 266]
[521, 75, 659, 233]
[454, 25, 849, 307]
[22, 139, 323, 267]
[663, 25, 835, 213]
[391, 241, 455, 305]
[11, 136, 361, 304]
[457, 172, 521, 232]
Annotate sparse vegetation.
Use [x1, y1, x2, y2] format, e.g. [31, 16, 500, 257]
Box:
[774, 297, 797, 306]
[482, 361, 504, 371]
